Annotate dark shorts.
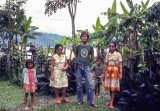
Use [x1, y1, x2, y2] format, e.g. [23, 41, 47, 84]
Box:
[94, 78, 102, 86]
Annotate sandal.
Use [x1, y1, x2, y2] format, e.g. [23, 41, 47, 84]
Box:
[90, 102, 98, 108]
[62, 98, 69, 103]
[77, 100, 83, 105]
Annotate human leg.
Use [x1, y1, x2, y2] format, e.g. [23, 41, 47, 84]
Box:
[62, 87, 69, 102]
[83, 66, 94, 102]
[97, 82, 100, 97]
[75, 65, 83, 103]
[94, 80, 98, 98]
[24, 93, 28, 110]
[54, 88, 61, 104]
[31, 93, 35, 109]
[84, 66, 98, 108]
[109, 91, 115, 108]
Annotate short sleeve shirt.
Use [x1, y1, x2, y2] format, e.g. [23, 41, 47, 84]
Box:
[91, 64, 104, 76]
[105, 51, 122, 66]
[75, 44, 94, 65]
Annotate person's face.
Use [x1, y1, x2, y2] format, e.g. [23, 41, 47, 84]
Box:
[28, 63, 33, 69]
[96, 59, 101, 65]
[109, 43, 116, 52]
[56, 46, 63, 55]
[81, 34, 88, 43]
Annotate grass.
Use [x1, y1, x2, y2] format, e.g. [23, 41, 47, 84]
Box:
[0, 81, 119, 111]
[0, 81, 24, 110]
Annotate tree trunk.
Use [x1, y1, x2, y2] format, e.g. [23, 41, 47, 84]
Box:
[7, 36, 12, 82]
[68, 0, 77, 41]
[71, 17, 76, 40]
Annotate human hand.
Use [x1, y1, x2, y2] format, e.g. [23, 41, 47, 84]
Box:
[61, 67, 67, 71]
[119, 72, 123, 80]
[92, 73, 96, 78]
[35, 82, 38, 90]
[51, 75, 54, 81]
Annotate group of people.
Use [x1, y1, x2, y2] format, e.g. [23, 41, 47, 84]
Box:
[22, 31, 123, 110]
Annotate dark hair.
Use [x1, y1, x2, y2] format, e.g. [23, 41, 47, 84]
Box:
[109, 41, 117, 47]
[25, 59, 35, 68]
[96, 57, 102, 62]
[109, 41, 119, 52]
[80, 31, 90, 39]
[54, 44, 63, 54]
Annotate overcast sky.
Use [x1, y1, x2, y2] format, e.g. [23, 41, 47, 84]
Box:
[0, 0, 158, 36]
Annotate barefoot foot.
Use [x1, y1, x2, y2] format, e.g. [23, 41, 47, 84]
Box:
[105, 102, 111, 106]
[109, 104, 114, 109]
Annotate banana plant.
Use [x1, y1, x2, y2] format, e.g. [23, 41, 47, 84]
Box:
[22, 16, 32, 44]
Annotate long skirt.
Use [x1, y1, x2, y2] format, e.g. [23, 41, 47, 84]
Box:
[104, 65, 120, 91]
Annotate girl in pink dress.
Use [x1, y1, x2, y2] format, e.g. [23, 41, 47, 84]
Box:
[22, 59, 38, 110]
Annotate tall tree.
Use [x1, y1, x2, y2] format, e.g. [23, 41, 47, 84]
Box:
[0, 0, 39, 81]
[45, 0, 80, 40]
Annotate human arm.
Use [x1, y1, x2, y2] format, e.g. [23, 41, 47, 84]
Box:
[119, 61, 123, 79]
[91, 64, 96, 77]
[34, 68, 38, 83]
[74, 45, 78, 60]
[22, 68, 25, 83]
[102, 63, 108, 78]
[61, 58, 69, 71]
[100, 65, 105, 79]
[51, 56, 55, 80]
[118, 53, 123, 80]
[90, 46, 94, 62]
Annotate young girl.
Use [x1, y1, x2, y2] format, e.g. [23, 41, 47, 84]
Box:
[22, 59, 38, 110]
[91, 58, 104, 98]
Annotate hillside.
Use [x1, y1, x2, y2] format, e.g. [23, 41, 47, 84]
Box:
[27, 32, 62, 47]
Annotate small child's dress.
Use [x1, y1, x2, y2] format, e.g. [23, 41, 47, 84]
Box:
[23, 68, 38, 93]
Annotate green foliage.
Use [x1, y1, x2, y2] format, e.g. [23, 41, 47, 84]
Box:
[126, 0, 134, 9]
[92, 17, 101, 32]
[24, 17, 32, 34]
[141, 0, 149, 13]
[122, 46, 130, 57]
[22, 17, 32, 44]
[120, 1, 129, 15]
[111, 0, 117, 13]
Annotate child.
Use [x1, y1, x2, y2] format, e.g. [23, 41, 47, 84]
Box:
[22, 59, 38, 110]
[91, 58, 104, 98]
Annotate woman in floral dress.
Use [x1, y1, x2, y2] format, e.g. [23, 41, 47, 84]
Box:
[50, 44, 69, 104]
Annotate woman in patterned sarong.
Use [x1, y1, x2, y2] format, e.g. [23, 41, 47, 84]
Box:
[104, 41, 123, 109]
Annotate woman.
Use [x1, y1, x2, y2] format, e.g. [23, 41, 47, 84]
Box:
[50, 44, 69, 104]
[104, 41, 123, 109]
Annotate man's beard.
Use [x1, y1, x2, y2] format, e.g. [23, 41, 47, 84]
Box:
[82, 40, 87, 44]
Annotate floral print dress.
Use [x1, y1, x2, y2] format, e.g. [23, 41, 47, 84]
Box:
[51, 54, 68, 88]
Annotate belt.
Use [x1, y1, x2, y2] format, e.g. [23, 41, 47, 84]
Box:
[78, 63, 89, 66]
